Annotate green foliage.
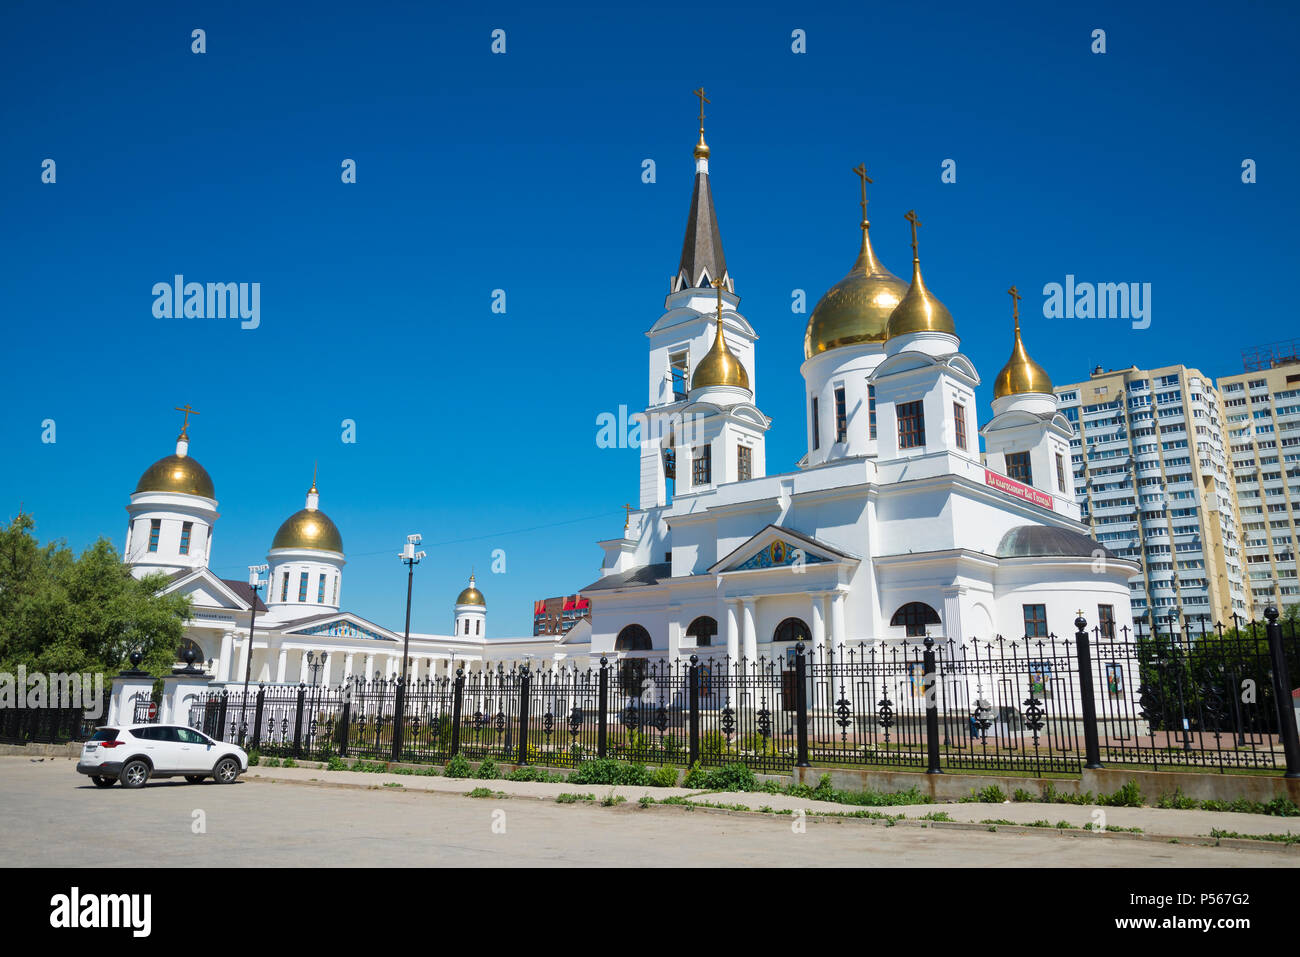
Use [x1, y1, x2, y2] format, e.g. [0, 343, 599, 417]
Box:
[555, 792, 594, 804]
[282, 758, 297, 768]
[920, 811, 953, 822]
[262, 757, 282, 767]
[505, 765, 565, 783]
[976, 784, 1007, 803]
[1155, 787, 1199, 810]
[649, 765, 678, 788]
[1012, 788, 1036, 803]
[443, 754, 473, 778]
[325, 757, 348, 771]
[247, 751, 261, 766]
[692, 762, 758, 792]
[474, 757, 501, 780]
[1098, 779, 1144, 808]
[1210, 828, 1300, 844]
[0, 512, 192, 677]
[569, 759, 651, 786]
[600, 792, 627, 806]
[467, 787, 498, 798]
[638, 795, 654, 807]
[682, 760, 708, 788]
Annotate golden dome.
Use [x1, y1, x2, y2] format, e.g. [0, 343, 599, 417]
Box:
[456, 576, 485, 607]
[135, 453, 215, 499]
[993, 317, 1053, 398]
[804, 228, 908, 359]
[691, 315, 750, 391]
[694, 130, 710, 160]
[271, 507, 343, 553]
[885, 212, 955, 339]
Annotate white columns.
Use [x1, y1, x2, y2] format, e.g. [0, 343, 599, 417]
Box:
[219, 631, 234, 682]
[741, 598, 757, 663]
[810, 597, 826, 657]
[236, 637, 250, 687]
[725, 601, 740, 662]
[830, 592, 847, 659]
[299, 650, 310, 685]
[276, 647, 288, 684]
[364, 653, 375, 680]
[344, 652, 354, 681]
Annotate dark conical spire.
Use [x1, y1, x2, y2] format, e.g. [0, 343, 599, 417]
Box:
[675, 161, 728, 292]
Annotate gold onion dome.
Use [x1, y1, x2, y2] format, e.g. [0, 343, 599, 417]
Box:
[456, 576, 485, 607]
[885, 211, 956, 339]
[804, 227, 908, 358]
[994, 315, 1053, 398]
[135, 434, 215, 499]
[271, 482, 343, 553]
[136, 453, 215, 498]
[691, 314, 750, 391]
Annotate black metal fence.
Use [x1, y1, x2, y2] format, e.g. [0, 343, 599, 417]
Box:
[185, 609, 1300, 778]
[0, 706, 95, 745]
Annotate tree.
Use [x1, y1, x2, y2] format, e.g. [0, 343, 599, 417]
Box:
[0, 512, 191, 678]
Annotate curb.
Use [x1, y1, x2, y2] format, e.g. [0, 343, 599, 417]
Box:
[242, 772, 1299, 852]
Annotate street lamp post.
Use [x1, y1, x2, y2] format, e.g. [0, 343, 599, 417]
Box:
[392, 534, 425, 760]
[238, 564, 269, 747]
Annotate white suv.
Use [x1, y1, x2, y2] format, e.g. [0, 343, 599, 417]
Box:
[77, 725, 249, 788]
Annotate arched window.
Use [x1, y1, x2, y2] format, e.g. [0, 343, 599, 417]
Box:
[615, 624, 652, 652]
[686, 616, 717, 647]
[890, 602, 941, 637]
[773, 617, 811, 643]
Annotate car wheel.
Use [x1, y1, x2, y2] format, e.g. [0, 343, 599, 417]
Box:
[119, 760, 151, 789]
[92, 776, 116, 788]
[184, 775, 206, 784]
[213, 757, 240, 784]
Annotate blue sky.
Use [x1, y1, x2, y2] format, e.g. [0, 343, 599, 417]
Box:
[2, 0, 1297, 636]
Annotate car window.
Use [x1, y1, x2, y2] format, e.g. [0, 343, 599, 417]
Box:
[158, 727, 183, 742]
[89, 728, 118, 742]
[133, 727, 168, 741]
[176, 729, 208, 744]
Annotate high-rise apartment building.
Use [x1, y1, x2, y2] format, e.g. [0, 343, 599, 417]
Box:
[1055, 365, 1247, 627]
[1217, 341, 1300, 614]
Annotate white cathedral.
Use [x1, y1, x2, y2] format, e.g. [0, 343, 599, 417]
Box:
[577, 117, 1137, 665]
[123, 113, 1136, 687]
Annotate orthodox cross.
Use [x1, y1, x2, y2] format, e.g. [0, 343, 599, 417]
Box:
[1007, 285, 1023, 327]
[622, 503, 634, 532]
[174, 403, 200, 438]
[711, 275, 726, 321]
[852, 163, 872, 225]
[693, 87, 709, 132]
[904, 209, 922, 260]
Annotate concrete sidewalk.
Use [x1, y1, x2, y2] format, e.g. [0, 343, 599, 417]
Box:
[244, 764, 1300, 843]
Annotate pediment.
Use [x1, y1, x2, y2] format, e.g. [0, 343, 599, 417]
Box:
[710, 524, 857, 574]
[282, 612, 400, 643]
[160, 568, 250, 611]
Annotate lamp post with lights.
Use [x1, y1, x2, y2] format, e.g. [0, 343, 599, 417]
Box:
[238, 563, 269, 746]
[392, 534, 425, 759]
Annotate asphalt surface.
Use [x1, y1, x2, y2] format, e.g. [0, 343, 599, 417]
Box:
[1, 757, 1293, 867]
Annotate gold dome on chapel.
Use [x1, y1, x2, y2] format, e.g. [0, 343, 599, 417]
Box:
[804, 228, 908, 359]
[456, 575, 486, 607]
[271, 480, 343, 554]
[135, 453, 215, 499]
[691, 316, 750, 391]
[885, 211, 956, 339]
[993, 316, 1053, 398]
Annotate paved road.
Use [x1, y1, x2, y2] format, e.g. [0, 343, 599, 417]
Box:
[1, 758, 1292, 867]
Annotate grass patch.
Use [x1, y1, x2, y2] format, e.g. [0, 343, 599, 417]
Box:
[555, 792, 595, 804]
[1209, 828, 1300, 844]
